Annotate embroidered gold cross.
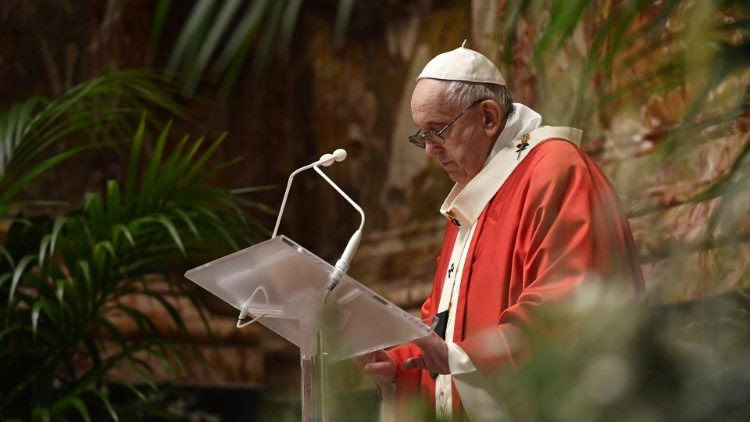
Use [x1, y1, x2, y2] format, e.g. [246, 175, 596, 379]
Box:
[516, 133, 530, 160]
[445, 210, 461, 227]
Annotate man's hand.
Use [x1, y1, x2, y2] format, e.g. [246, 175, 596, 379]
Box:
[355, 349, 397, 384]
[401, 332, 450, 375]
[355, 333, 451, 384]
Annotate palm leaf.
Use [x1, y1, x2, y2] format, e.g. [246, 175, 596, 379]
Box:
[7, 255, 35, 304]
[50, 395, 91, 422]
[91, 389, 120, 422]
[124, 114, 146, 213]
[155, 0, 355, 97]
[0, 146, 91, 217]
[333, 0, 355, 44]
[0, 71, 180, 217]
[149, 0, 174, 56]
[215, 0, 271, 98]
[183, 0, 246, 95]
[1, 109, 268, 418]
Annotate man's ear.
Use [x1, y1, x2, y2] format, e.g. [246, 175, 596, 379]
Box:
[481, 100, 503, 136]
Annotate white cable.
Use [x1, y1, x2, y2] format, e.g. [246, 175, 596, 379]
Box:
[269, 148, 363, 300]
[236, 286, 270, 328]
[313, 164, 365, 297]
[312, 165, 364, 232]
[272, 149, 348, 238]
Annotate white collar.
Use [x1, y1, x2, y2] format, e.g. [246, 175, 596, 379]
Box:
[440, 104, 582, 228]
[486, 103, 542, 164]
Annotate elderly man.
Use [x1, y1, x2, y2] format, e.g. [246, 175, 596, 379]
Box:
[362, 43, 644, 421]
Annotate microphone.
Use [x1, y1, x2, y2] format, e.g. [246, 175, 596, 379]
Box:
[313, 159, 364, 298]
[318, 148, 347, 167]
[270, 149, 365, 299]
[271, 148, 348, 238]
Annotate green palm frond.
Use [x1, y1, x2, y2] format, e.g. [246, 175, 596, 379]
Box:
[0, 114, 266, 420]
[0, 70, 181, 217]
[153, 0, 355, 97]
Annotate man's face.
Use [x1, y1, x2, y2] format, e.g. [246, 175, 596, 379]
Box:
[410, 79, 494, 184]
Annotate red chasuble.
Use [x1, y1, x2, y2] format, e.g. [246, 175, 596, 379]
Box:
[387, 139, 644, 413]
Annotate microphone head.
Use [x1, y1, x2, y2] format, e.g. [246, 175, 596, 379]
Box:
[319, 153, 335, 167]
[332, 148, 347, 162]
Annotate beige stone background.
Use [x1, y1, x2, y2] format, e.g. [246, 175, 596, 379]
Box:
[2, 0, 748, 398]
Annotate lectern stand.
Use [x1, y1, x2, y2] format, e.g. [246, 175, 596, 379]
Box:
[185, 235, 431, 421]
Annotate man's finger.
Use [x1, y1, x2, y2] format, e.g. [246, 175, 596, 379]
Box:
[363, 361, 397, 384]
[401, 356, 426, 371]
[363, 362, 391, 374]
[421, 353, 436, 370]
[352, 354, 370, 369]
[413, 332, 439, 348]
[373, 349, 391, 361]
[354, 349, 392, 369]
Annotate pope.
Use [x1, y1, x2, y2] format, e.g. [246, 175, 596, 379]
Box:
[360, 42, 645, 421]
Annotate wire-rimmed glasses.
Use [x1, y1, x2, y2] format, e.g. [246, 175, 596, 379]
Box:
[408, 99, 486, 148]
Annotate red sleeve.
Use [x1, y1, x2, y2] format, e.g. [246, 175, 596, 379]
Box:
[385, 289, 432, 398]
[386, 226, 456, 400]
[457, 141, 598, 370]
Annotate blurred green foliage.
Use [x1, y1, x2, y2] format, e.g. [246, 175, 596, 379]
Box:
[151, 0, 356, 97]
[492, 286, 750, 421]
[0, 75, 266, 419]
[0, 71, 181, 216]
[499, 0, 749, 173]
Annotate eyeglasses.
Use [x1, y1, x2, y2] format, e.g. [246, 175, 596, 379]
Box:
[408, 99, 486, 149]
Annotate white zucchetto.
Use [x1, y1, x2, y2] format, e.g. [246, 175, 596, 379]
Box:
[417, 40, 506, 86]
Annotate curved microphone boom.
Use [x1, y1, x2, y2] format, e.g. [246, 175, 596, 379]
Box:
[272, 148, 348, 238]
[271, 149, 365, 299]
[313, 160, 365, 298]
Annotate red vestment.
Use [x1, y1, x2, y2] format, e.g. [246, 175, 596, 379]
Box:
[387, 139, 644, 413]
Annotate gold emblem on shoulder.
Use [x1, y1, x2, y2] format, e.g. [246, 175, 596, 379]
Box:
[445, 210, 461, 227]
[516, 133, 530, 160]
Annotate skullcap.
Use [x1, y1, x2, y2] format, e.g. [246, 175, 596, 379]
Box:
[417, 40, 506, 86]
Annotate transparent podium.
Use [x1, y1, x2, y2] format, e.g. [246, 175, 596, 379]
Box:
[185, 235, 431, 421]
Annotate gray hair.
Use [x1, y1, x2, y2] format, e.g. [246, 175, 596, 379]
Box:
[442, 80, 515, 122]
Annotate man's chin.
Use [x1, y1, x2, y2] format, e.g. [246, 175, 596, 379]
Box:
[447, 171, 468, 184]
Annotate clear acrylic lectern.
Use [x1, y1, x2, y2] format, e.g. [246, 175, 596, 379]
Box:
[185, 235, 431, 421]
